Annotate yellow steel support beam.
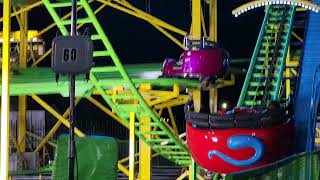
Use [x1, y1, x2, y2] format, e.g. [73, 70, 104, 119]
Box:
[114, 0, 186, 36]
[31, 49, 52, 67]
[18, 11, 28, 154]
[31, 95, 85, 137]
[209, 87, 218, 113]
[189, 159, 197, 180]
[193, 89, 201, 113]
[177, 171, 189, 180]
[118, 163, 130, 177]
[86, 96, 129, 129]
[150, 22, 185, 49]
[209, 0, 217, 41]
[1, 0, 11, 178]
[167, 106, 178, 135]
[0, 1, 43, 23]
[26, 131, 57, 148]
[34, 98, 82, 152]
[191, 0, 201, 39]
[35, 121, 61, 153]
[153, 95, 190, 110]
[12, 5, 36, 65]
[286, 48, 291, 98]
[98, 0, 185, 49]
[148, 84, 180, 106]
[37, 0, 94, 37]
[292, 31, 303, 43]
[129, 112, 136, 180]
[200, 6, 207, 37]
[139, 117, 151, 180]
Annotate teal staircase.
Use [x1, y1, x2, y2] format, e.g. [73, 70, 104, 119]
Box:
[237, 5, 296, 107]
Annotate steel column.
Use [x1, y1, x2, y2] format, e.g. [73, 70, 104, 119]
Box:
[139, 117, 151, 180]
[191, 0, 201, 39]
[18, 11, 28, 153]
[188, 159, 197, 180]
[1, 0, 11, 178]
[129, 112, 136, 180]
[209, 0, 217, 41]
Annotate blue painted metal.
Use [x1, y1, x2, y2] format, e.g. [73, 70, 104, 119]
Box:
[307, 67, 320, 152]
[294, 2, 320, 153]
[208, 135, 264, 166]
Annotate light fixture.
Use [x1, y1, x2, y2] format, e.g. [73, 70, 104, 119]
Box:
[232, 0, 320, 17]
[221, 102, 228, 110]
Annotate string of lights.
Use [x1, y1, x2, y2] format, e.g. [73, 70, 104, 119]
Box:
[232, 0, 320, 17]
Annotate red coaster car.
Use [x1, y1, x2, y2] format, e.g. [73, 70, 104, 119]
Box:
[185, 99, 294, 174]
[161, 37, 229, 81]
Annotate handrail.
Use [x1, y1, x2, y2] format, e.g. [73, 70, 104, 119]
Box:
[262, 6, 289, 105]
[272, 6, 296, 101]
[237, 6, 271, 107]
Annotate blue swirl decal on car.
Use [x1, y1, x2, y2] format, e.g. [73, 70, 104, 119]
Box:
[208, 135, 264, 166]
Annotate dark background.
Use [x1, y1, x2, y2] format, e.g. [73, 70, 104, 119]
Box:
[2, 0, 266, 139]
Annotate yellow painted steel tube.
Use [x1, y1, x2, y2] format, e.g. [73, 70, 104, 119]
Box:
[31, 95, 85, 137]
[209, 0, 217, 41]
[0, 1, 43, 23]
[200, 6, 207, 37]
[37, 0, 94, 37]
[177, 171, 189, 180]
[87, 96, 129, 129]
[189, 159, 197, 180]
[167, 106, 178, 135]
[18, 11, 28, 153]
[150, 22, 185, 49]
[139, 117, 151, 180]
[99, 0, 185, 49]
[292, 31, 303, 43]
[26, 131, 57, 148]
[118, 163, 129, 177]
[34, 98, 82, 152]
[286, 48, 291, 98]
[31, 49, 52, 67]
[1, 0, 11, 178]
[77, 3, 107, 29]
[114, 0, 187, 36]
[191, 0, 201, 39]
[34, 121, 61, 152]
[129, 112, 136, 180]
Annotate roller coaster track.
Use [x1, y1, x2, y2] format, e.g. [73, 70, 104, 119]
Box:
[237, 5, 296, 107]
[43, 0, 191, 166]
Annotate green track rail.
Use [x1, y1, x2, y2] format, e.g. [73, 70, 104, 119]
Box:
[237, 5, 296, 107]
[43, 0, 191, 166]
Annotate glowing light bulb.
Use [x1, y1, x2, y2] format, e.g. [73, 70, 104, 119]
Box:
[221, 102, 228, 110]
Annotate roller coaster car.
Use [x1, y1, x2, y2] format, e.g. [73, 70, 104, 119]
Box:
[161, 37, 229, 82]
[185, 99, 294, 174]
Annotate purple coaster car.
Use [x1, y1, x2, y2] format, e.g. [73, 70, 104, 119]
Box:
[162, 37, 229, 81]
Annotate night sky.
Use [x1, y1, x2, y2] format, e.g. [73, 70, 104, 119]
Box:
[3, 1, 267, 137]
[5, 0, 266, 63]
